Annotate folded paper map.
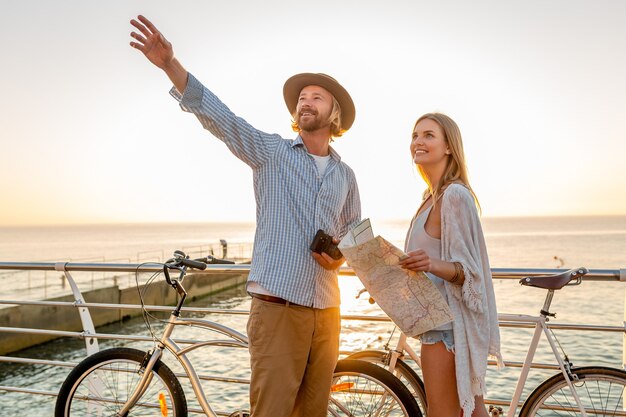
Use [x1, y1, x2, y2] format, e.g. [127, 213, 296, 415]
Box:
[339, 219, 453, 337]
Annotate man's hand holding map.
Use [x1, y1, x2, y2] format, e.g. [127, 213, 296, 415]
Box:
[339, 219, 453, 337]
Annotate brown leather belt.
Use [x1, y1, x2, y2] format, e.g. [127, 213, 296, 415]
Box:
[248, 292, 305, 307]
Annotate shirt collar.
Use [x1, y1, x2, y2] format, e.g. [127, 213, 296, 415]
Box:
[292, 135, 341, 162]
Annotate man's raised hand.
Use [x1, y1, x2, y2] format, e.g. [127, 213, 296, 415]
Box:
[130, 15, 174, 70]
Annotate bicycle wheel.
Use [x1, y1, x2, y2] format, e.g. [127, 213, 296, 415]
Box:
[347, 350, 427, 415]
[55, 347, 187, 417]
[519, 366, 626, 417]
[329, 359, 422, 417]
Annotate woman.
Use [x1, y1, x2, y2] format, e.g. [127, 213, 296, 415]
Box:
[399, 113, 503, 417]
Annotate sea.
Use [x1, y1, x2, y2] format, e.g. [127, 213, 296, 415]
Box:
[0, 216, 625, 415]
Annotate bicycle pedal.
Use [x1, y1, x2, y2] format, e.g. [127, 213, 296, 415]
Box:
[488, 405, 503, 417]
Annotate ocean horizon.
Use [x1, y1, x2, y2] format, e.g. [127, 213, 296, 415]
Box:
[3, 213, 626, 228]
[1, 214, 624, 268]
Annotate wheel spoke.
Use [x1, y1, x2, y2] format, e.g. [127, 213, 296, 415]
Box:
[345, 351, 426, 416]
[55, 348, 186, 416]
[329, 360, 420, 417]
[520, 368, 626, 417]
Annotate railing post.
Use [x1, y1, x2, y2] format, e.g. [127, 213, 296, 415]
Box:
[55, 262, 99, 356]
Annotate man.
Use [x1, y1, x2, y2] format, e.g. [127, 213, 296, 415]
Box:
[130, 15, 361, 417]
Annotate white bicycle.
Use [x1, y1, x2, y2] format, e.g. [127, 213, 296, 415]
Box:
[349, 267, 626, 417]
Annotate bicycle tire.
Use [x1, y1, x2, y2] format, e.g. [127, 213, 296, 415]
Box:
[347, 349, 427, 415]
[329, 359, 422, 417]
[55, 347, 187, 417]
[518, 366, 626, 417]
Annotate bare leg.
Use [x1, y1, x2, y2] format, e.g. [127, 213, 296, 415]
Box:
[421, 341, 460, 417]
[471, 396, 489, 417]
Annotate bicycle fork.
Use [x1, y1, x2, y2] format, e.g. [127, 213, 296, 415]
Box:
[116, 347, 165, 417]
[114, 272, 187, 416]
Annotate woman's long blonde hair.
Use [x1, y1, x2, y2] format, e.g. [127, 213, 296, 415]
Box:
[414, 113, 481, 211]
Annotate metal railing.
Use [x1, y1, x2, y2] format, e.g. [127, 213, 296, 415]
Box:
[0, 241, 252, 301]
[0, 262, 624, 414]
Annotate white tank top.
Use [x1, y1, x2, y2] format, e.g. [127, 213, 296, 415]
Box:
[406, 205, 452, 331]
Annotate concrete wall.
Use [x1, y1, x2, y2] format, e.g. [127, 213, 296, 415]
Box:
[0, 287, 120, 355]
[0, 273, 247, 355]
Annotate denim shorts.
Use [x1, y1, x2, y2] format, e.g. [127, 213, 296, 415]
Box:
[419, 329, 455, 352]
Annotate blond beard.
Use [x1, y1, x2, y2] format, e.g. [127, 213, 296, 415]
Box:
[298, 114, 331, 133]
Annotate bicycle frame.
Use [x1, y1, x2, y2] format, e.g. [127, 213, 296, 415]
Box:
[97, 259, 251, 417]
[103, 267, 380, 416]
[61, 255, 420, 417]
[386, 332, 420, 370]
[498, 311, 587, 417]
[381, 297, 591, 417]
[116, 312, 249, 417]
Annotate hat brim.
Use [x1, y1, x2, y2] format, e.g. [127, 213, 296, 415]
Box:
[283, 73, 355, 132]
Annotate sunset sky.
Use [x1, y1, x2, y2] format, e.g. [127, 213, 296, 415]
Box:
[1, 0, 625, 226]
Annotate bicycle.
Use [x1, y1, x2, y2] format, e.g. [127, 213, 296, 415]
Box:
[348, 267, 626, 417]
[54, 250, 420, 417]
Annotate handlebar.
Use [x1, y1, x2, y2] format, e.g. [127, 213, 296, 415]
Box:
[181, 258, 207, 270]
[163, 250, 235, 286]
[203, 255, 236, 265]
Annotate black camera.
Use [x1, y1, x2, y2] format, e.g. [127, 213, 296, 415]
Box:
[310, 229, 343, 260]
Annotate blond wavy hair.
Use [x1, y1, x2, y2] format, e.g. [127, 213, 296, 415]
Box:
[414, 113, 481, 211]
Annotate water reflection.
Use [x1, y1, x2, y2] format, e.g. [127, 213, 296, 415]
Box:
[1, 277, 623, 415]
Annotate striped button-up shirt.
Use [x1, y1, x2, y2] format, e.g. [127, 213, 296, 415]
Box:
[171, 74, 361, 308]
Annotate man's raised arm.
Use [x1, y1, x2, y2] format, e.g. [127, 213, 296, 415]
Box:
[129, 15, 188, 93]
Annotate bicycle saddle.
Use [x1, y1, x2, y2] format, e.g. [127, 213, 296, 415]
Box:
[519, 267, 588, 289]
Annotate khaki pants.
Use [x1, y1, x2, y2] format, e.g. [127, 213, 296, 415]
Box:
[247, 297, 341, 417]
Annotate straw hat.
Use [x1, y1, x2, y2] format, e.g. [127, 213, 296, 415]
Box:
[283, 73, 355, 131]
